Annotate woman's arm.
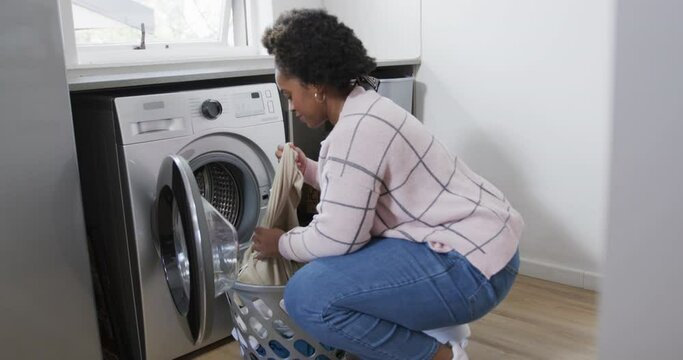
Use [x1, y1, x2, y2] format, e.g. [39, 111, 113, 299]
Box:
[278, 173, 379, 262]
[302, 158, 319, 189]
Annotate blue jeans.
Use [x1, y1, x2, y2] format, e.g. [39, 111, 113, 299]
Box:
[284, 238, 519, 360]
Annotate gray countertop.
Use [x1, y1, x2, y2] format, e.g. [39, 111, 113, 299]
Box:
[68, 56, 420, 91]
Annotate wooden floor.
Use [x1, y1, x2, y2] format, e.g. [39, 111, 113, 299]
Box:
[190, 275, 597, 359]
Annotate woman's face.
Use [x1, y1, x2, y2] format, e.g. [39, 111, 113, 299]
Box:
[275, 70, 327, 128]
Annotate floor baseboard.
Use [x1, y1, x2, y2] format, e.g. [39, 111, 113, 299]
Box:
[519, 257, 601, 291]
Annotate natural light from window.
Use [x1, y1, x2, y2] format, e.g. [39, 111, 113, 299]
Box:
[72, 0, 233, 47]
[60, 0, 273, 67]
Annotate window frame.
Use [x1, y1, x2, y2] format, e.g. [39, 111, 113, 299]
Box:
[58, 0, 271, 69]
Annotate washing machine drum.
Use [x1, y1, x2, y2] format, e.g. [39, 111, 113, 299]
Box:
[194, 162, 242, 227]
[190, 152, 262, 245]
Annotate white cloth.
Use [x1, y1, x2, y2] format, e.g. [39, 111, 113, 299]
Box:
[424, 325, 471, 360]
[424, 324, 471, 346]
[237, 145, 304, 285]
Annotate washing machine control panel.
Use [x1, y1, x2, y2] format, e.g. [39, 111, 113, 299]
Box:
[191, 83, 283, 134]
[115, 83, 283, 145]
[232, 91, 265, 118]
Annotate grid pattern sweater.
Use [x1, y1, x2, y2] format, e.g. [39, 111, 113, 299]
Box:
[278, 86, 523, 278]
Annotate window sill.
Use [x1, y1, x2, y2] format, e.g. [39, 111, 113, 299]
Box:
[67, 56, 421, 92]
[67, 55, 276, 91]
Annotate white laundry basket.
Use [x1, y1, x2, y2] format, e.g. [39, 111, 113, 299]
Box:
[227, 282, 345, 360]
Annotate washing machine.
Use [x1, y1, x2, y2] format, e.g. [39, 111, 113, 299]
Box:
[72, 83, 285, 359]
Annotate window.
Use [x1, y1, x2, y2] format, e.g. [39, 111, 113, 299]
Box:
[59, 0, 270, 67]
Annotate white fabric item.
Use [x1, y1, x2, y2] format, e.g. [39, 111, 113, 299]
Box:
[237, 145, 304, 285]
[449, 341, 469, 360]
[425, 324, 471, 360]
[424, 324, 471, 346]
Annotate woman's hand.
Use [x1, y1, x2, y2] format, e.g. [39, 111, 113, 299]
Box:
[275, 143, 307, 174]
[252, 227, 285, 260]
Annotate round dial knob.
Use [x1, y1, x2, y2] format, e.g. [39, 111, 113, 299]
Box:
[201, 99, 223, 120]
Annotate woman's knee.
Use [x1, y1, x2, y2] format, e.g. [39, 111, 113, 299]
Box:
[283, 261, 333, 325]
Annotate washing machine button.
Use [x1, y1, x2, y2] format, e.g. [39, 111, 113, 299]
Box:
[201, 99, 223, 120]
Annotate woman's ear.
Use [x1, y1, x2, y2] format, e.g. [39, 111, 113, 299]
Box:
[310, 84, 324, 94]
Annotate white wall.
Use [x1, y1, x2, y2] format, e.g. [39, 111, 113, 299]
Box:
[272, 0, 324, 19]
[598, 0, 683, 357]
[275, 0, 421, 61]
[324, 0, 420, 61]
[416, 0, 614, 289]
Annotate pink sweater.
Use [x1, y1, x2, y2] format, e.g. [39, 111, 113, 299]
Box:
[278, 86, 523, 278]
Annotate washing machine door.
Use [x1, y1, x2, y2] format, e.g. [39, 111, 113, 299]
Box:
[154, 154, 239, 344]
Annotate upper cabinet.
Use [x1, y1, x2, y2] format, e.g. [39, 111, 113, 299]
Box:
[324, 0, 421, 62]
[273, 0, 421, 63]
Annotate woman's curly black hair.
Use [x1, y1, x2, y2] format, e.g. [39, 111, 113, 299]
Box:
[262, 9, 376, 92]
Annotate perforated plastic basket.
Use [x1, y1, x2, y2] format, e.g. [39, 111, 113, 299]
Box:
[227, 282, 345, 360]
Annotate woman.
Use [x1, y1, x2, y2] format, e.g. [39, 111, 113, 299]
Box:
[252, 9, 523, 360]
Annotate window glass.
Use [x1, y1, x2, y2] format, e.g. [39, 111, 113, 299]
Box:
[72, 0, 232, 46]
